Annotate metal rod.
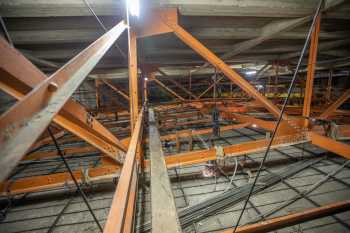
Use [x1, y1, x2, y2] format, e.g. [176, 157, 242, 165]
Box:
[82, 0, 126, 59]
[0, 16, 13, 46]
[47, 127, 103, 232]
[232, 1, 324, 231]
[46, 195, 75, 233]
[236, 126, 350, 230]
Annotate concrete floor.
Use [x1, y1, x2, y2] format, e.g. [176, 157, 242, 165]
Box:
[1, 127, 350, 233]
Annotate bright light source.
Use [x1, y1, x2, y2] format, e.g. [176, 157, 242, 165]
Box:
[127, 0, 140, 17]
[256, 84, 263, 90]
[144, 77, 148, 81]
[245, 70, 257, 76]
[252, 124, 257, 128]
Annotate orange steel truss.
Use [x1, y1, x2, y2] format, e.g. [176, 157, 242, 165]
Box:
[0, 7, 349, 233]
[0, 21, 127, 181]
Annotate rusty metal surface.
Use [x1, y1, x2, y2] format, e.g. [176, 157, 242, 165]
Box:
[0, 21, 127, 181]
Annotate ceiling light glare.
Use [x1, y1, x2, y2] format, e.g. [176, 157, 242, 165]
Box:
[128, 0, 140, 17]
[245, 70, 257, 76]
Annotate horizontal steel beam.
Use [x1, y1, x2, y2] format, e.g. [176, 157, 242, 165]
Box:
[158, 123, 250, 141]
[0, 164, 120, 195]
[1, 133, 307, 195]
[309, 132, 350, 159]
[145, 133, 307, 168]
[222, 113, 299, 135]
[223, 200, 350, 233]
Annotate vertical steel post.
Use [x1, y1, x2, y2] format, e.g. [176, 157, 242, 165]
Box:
[127, 27, 139, 132]
[302, 14, 321, 126]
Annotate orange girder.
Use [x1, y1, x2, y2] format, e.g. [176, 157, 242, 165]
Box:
[0, 22, 127, 181]
[302, 13, 321, 126]
[104, 108, 144, 233]
[127, 28, 139, 131]
[159, 17, 283, 119]
[150, 73, 186, 101]
[309, 132, 350, 159]
[222, 200, 350, 233]
[319, 88, 350, 119]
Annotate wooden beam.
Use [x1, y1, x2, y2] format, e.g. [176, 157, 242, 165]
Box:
[149, 108, 182, 233]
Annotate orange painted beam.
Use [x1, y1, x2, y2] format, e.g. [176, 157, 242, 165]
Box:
[128, 28, 139, 132]
[319, 88, 350, 119]
[102, 79, 130, 101]
[303, 14, 321, 126]
[158, 123, 250, 141]
[309, 132, 350, 159]
[161, 118, 211, 129]
[199, 76, 225, 98]
[162, 18, 283, 119]
[24, 146, 98, 161]
[1, 132, 306, 195]
[151, 74, 186, 101]
[144, 133, 307, 168]
[0, 21, 127, 181]
[223, 200, 350, 233]
[157, 68, 199, 99]
[222, 113, 300, 136]
[104, 109, 144, 233]
[23, 137, 130, 162]
[0, 24, 127, 179]
[135, 8, 177, 38]
[30, 128, 65, 151]
[0, 165, 120, 195]
[25, 123, 248, 162]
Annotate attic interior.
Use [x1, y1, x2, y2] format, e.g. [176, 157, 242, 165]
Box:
[1, 0, 350, 232]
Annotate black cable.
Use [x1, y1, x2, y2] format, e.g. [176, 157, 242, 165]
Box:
[47, 127, 103, 232]
[0, 16, 13, 46]
[232, 0, 324, 231]
[82, 0, 127, 59]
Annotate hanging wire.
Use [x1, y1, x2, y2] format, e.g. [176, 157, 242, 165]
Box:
[0, 16, 13, 46]
[47, 127, 103, 232]
[232, 0, 324, 231]
[82, 0, 127, 59]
